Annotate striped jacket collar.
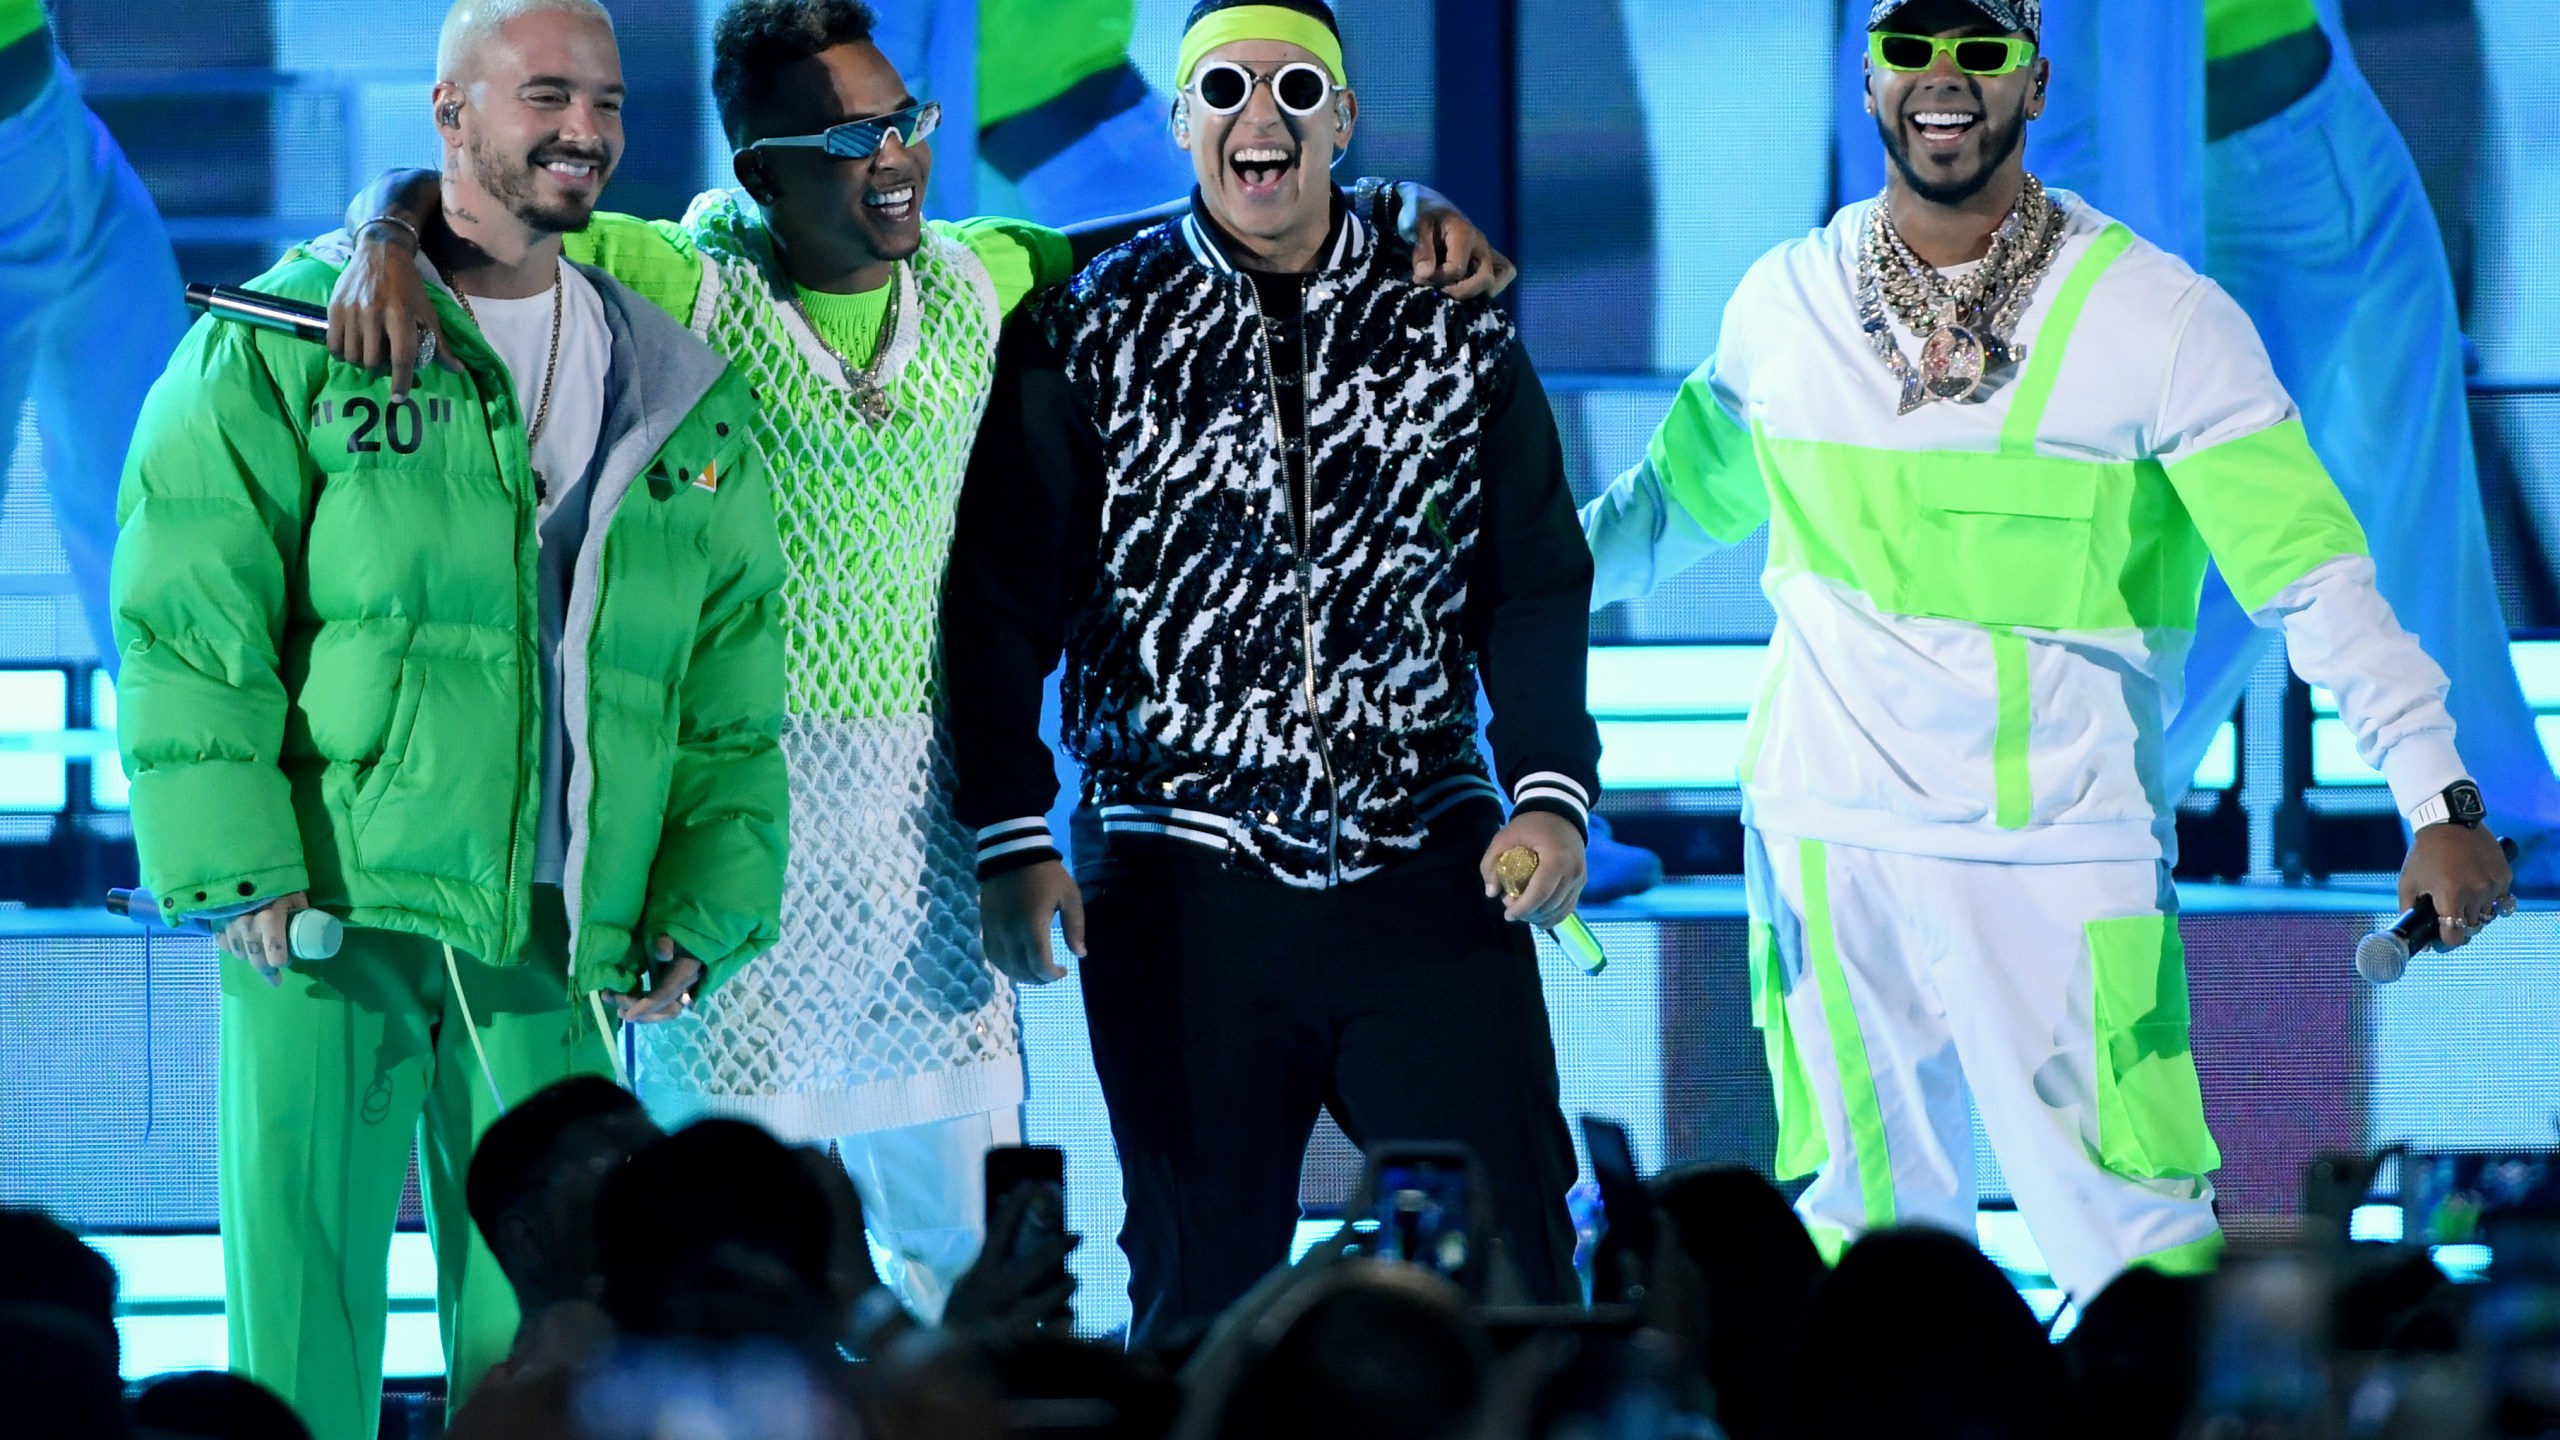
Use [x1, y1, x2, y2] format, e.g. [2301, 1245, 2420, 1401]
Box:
[1178, 188, 1371, 277]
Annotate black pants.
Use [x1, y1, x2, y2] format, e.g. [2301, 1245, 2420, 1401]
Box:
[1073, 816, 1581, 1346]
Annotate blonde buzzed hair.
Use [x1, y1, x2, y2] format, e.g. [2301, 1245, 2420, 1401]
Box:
[437, 0, 615, 82]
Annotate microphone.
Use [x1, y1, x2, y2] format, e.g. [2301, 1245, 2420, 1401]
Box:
[185, 282, 329, 344]
[2355, 835, 2519, 984]
[106, 888, 344, 961]
[186, 281, 438, 371]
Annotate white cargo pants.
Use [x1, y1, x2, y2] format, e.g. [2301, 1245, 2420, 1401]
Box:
[1744, 828, 2225, 1300]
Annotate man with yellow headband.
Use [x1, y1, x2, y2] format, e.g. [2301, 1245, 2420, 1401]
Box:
[948, 0, 1599, 1341]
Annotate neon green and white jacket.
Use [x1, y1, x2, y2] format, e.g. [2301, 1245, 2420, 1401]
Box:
[1585, 195, 2466, 864]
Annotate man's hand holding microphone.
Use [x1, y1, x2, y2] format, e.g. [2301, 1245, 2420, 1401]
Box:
[2361, 778, 2519, 983]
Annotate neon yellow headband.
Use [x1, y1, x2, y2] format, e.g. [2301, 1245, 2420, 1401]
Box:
[1177, 6, 1347, 88]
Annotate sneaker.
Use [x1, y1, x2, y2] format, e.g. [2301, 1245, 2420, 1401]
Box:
[1584, 815, 1664, 903]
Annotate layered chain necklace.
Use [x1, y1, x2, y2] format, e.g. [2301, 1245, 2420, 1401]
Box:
[788, 268, 904, 427]
[453, 266, 565, 498]
[1856, 174, 2067, 415]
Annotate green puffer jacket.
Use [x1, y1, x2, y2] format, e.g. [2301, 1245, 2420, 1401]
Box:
[112, 243, 788, 998]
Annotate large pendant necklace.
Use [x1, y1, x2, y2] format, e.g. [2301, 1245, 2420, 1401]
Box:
[1856, 175, 2067, 415]
[788, 267, 903, 427]
[453, 266, 565, 499]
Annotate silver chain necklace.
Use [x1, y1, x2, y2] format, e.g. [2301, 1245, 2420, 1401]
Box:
[452, 266, 565, 496]
[1856, 175, 2067, 415]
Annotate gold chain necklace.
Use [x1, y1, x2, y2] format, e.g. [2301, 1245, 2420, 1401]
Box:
[453, 266, 565, 496]
[787, 265, 903, 427]
[1855, 176, 2067, 414]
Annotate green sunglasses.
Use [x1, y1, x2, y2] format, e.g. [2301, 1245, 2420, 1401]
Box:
[1869, 31, 2038, 77]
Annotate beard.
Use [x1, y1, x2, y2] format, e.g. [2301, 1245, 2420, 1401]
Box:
[1874, 90, 2029, 207]
[466, 130, 612, 234]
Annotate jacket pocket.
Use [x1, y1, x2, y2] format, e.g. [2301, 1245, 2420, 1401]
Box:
[352, 650, 519, 884]
[1762, 439, 2121, 632]
[1906, 460, 2100, 631]
[2085, 915, 2222, 1181]
[350, 657, 426, 831]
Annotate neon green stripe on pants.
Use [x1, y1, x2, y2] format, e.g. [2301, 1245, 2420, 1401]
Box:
[1800, 838, 1896, 1229]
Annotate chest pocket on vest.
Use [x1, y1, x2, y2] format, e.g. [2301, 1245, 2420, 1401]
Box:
[1765, 441, 2107, 633]
[1902, 457, 2100, 630]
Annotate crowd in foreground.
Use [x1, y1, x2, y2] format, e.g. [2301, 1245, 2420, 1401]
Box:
[4, 1076, 2557, 1440]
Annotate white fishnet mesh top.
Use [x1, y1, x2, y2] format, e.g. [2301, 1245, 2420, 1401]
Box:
[635, 193, 1022, 1139]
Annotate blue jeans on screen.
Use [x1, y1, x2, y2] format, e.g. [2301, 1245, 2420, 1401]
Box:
[0, 58, 188, 671]
[2158, 37, 2560, 867]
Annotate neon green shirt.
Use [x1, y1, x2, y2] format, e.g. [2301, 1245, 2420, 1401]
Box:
[563, 206, 1071, 345]
[1, 0, 46, 49]
[977, 0, 1135, 128]
[2205, 0, 2320, 60]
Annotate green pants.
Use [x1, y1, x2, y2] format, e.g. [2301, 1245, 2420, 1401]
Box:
[217, 887, 611, 1440]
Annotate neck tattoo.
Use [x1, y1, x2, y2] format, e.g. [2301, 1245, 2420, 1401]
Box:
[1856, 174, 2067, 415]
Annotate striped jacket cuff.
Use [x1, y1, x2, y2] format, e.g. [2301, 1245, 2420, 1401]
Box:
[1511, 771, 1593, 838]
[975, 818, 1061, 879]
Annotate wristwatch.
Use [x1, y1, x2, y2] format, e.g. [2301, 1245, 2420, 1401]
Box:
[2410, 778, 2487, 830]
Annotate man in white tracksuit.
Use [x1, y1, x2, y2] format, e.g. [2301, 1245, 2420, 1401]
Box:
[1585, 0, 2513, 1301]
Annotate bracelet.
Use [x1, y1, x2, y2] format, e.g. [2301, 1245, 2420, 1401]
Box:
[360, 214, 422, 250]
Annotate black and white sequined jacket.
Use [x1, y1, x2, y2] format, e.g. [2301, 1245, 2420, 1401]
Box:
[946, 194, 1600, 889]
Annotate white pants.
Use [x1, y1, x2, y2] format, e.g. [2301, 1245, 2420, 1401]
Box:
[834, 1106, 1021, 1321]
[1744, 829, 2224, 1300]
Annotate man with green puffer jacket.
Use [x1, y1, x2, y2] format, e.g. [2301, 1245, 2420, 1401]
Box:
[109, 3, 786, 1434]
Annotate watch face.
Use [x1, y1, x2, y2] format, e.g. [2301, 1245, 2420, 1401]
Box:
[2448, 781, 2487, 825]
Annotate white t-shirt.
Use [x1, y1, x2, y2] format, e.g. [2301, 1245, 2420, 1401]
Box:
[456, 259, 612, 887]
[464, 259, 610, 524]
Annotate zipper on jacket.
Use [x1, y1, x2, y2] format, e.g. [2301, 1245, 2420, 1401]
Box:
[497, 403, 534, 962]
[1242, 277, 1341, 883]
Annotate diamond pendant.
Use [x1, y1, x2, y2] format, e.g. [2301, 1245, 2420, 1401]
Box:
[847, 374, 895, 426]
[1919, 324, 1988, 404]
